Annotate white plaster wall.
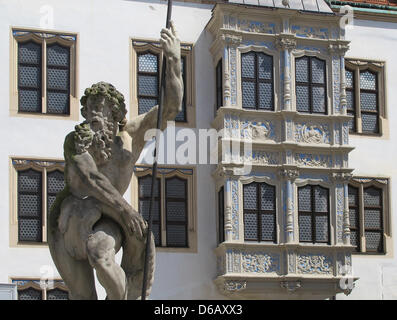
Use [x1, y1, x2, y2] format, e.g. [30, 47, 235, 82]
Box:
[338, 18, 397, 300]
[0, 0, 224, 299]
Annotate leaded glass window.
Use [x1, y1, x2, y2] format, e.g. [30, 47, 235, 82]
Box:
[137, 171, 191, 248]
[166, 177, 188, 247]
[298, 185, 330, 244]
[18, 169, 43, 242]
[15, 31, 75, 115]
[18, 41, 42, 112]
[14, 279, 68, 300]
[296, 56, 327, 114]
[345, 68, 356, 132]
[363, 186, 383, 253]
[241, 52, 274, 110]
[348, 185, 360, 251]
[216, 59, 223, 110]
[138, 175, 161, 246]
[243, 182, 276, 242]
[360, 70, 379, 134]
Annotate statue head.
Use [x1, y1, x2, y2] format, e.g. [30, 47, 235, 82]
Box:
[80, 82, 127, 130]
[77, 82, 127, 164]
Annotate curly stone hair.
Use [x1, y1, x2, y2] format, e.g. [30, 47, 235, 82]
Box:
[80, 82, 127, 123]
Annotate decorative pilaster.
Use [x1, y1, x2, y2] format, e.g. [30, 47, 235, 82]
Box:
[224, 176, 240, 241]
[279, 168, 299, 243]
[221, 34, 242, 107]
[276, 35, 297, 111]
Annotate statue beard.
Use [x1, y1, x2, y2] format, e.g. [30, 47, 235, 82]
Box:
[90, 119, 115, 165]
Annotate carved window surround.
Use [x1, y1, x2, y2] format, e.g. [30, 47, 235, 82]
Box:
[131, 165, 197, 253]
[9, 157, 65, 248]
[9, 28, 79, 120]
[130, 39, 195, 128]
[10, 278, 68, 300]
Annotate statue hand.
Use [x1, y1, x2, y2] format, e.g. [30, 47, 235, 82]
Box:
[123, 208, 147, 240]
[160, 21, 181, 60]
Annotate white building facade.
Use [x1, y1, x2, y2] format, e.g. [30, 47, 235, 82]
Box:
[0, 0, 395, 300]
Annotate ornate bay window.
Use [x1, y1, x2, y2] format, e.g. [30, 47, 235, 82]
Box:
[208, 1, 356, 298]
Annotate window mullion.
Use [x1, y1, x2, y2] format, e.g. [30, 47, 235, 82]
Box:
[311, 186, 316, 243]
[160, 176, 166, 247]
[355, 68, 362, 133]
[42, 169, 47, 242]
[359, 184, 365, 252]
[255, 53, 259, 110]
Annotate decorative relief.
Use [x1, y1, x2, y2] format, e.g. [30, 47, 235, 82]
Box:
[276, 37, 297, 51]
[291, 25, 329, 39]
[224, 280, 246, 292]
[229, 46, 237, 106]
[280, 281, 301, 293]
[351, 177, 388, 185]
[297, 254, 333, 274]
[342, 123, 349, 145]
[279, 169, 299, 180]
[241, 252, 280, 274]
[240, 120, 276, 141]
[241, 40, 276, 51]
[241, 151, 279, 165]
[294, 153, 332, 168]
[333, 57, 341, 114]
[336, 183, 344, 243]
[328, 43, 349, 55]
[12, 159, 65, 168]
[287, 251, 296, 274]
[224, 114, 240, 139]
[294, 123, 330, 144]
[13, 30, 76, 41]
[231, 180, 239, 240]
[238, 20, 275, 34]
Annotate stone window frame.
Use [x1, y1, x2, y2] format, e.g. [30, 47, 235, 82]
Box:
[130, 38, 195, 128]
[10, 278, 68, 300]
[292, 50, 332, 115]
[9, 28, 79, 120]
[348, 177, 390, 255]
[132, 165, 197, 253]
[215, 58, 223, 111]
[9, 157, 65, 247]
[344, 58, 387, 137]
[237, 45, 280, 111]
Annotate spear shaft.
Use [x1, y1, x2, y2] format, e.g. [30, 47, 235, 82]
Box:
[141, 0, 173, 300]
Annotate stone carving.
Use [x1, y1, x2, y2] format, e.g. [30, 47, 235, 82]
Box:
[224, 280, 246, 292]
[281, 281, 301, 293]
[231, 180, 239, 240]
[294, 123, 330, 144]
[297, 254, 333, 274]
[12, 159, 65, 168]
[238, 19, 275, 34]
[294, 153, 332, 168]
[291, 25, 329, 39]
[240, 120, 275, 141]
[47, 23, 184, 300]
[241, 252, 280, 273]
[13, 29, 76, 41]
[241, 151, 279, 165]
[276, 36, 297, 50]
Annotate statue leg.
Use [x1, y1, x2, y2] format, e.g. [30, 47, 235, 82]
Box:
[86, 218, 126, 300]
[49, 228, 98, 300]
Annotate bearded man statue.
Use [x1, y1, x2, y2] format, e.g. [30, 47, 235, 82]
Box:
[47, 22, 183, 300]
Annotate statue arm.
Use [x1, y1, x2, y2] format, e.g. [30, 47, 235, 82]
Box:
[123, 21, 183, 154]
[63, 133, 146, 238]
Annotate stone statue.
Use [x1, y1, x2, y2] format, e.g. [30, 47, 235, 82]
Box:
[48, 22, 183, 300]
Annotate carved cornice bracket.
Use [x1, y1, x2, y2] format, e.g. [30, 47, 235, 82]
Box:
[280, 281, 301, 293]
[279, 168, 300, 180]
[276, 35, 297, 51]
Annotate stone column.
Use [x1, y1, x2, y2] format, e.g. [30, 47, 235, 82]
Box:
[280, 168, 299, 243]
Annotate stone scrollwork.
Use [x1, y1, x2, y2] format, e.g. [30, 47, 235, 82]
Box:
[294, 153, 332, 168]
[224, 280, 247, 293]
[297, 254, 333, 275]
[241, 252, 280, 274]
[238, 19, 275, 34]
[295, 123, 330, 144]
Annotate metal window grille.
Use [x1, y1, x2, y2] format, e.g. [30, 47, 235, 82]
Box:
[18, 287, 43, 300]
[296, 56, 327, 114]
[17, 169, 43, 242]
[298, 185, 330, 244]
[165, 177, 188, 247]
[47, 170, 66, 213]
[18, 41, 42, 113]
[243, 182, 276, 242]
[241, 52, 274, 110]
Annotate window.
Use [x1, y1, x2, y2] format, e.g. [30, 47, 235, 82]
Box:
[131, 40, 194, 126]
[243, 182, 276, 242]
[10, 158, 65, 246]
[295, 56, 327, 114]
[348, 178, 389, 254]
[134, 166, 196, 251]
[345, 59, 385, 135]
[12, 279, 68, 300]
[298, 185, 330, 244]
[218, 187, 225, 244]
[216, 59, 223, 110]
[11, 29, 78, 119]
[241, 51, 274, 110]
